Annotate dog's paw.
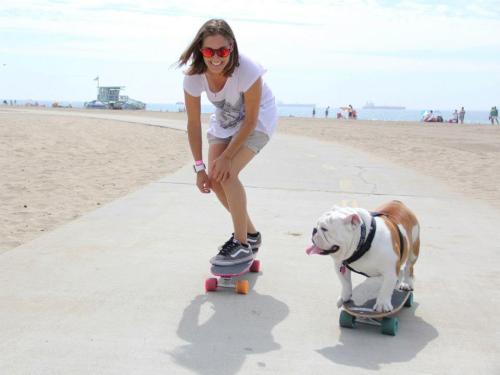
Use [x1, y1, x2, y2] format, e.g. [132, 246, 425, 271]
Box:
[336, 298, 343, 308]
[374, 300, 393, 313]
[398, 282, 414, 291]
[337, 295, 352, 308]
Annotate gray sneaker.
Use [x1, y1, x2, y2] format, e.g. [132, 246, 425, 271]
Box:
[247, 232, 262, 253]
[210, 239, 253, 266]
[219, 232, 262, 253]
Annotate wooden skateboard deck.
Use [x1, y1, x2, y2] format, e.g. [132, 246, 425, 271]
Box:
[205, 258, 260, 294]
[339, 278, 414, 336]
[343, 289, 412, 319]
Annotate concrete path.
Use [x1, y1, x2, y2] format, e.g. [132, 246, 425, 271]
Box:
[1, 111, 499, 374]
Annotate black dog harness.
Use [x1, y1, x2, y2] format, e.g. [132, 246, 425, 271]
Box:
[342, 212, 405, 277]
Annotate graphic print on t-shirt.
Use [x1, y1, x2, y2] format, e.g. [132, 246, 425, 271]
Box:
[213, 93, 245, 130]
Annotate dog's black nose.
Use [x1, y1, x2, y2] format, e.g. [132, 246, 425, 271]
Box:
[312, 228, 318, 235]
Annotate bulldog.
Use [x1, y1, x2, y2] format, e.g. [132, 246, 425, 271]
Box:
[306, 200, 420, 312]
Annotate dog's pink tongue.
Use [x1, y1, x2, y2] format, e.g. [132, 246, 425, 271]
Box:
[306, 245, 322, 255]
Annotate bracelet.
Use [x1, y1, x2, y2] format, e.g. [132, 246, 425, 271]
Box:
[195, 160, 204, 166]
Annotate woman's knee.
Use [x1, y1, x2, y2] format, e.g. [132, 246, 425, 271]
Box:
[220, 174, 241, 190]
[210, 178, 224, 194]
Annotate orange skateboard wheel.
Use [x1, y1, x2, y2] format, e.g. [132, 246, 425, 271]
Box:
[235, 279, 249, 294]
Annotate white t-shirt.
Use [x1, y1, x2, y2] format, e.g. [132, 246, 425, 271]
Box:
[183, 54, 278, 139]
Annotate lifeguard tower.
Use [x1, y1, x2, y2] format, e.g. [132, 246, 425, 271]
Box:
[98, 86, 124, 104]
[85, 79, 146, 110]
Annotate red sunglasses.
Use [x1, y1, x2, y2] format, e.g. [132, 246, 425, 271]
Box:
[200, 46, 232, 58]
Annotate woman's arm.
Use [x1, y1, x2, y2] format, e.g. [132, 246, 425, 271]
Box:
[185, 90, 203, 161]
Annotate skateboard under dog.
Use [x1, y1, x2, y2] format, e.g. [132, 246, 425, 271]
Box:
[205, 257, 260, 294]
[339, 279, 413, 336]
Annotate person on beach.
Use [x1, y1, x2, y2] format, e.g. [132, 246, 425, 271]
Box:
[489, 106, 499, 125]
[177, 19, 278, 266]
[459, 106, 465, 124]
[348, 104, 357, 120]
[423, 110, 434, 122]
[325, 106, 330, 118]
[449, 109, 459, 123]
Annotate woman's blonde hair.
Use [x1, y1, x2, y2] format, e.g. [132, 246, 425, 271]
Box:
[177, 19, 240, 76]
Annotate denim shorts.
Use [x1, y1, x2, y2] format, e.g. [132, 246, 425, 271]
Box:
[207, 130, 270, 154]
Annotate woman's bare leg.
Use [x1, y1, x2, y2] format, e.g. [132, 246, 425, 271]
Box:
[208, 143, 257, 241]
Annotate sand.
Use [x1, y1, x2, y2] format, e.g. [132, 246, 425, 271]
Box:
[0, 108, 190, 253]
[1, 107, 499, 253]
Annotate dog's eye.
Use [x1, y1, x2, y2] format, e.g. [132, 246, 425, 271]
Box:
[320, 227, 328, 232]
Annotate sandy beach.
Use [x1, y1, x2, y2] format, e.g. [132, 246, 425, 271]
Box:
[0, 108, 190, 253]
[1, 107, 499, 253]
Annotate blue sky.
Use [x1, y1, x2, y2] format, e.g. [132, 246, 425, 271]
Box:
[1, 0, 499, 109]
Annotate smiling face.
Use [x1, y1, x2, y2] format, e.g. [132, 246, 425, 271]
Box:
[201, 35, 233, 76]
[306, 206, 361, 260]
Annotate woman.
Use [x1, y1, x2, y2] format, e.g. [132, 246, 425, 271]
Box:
[177, 19, 278, 266]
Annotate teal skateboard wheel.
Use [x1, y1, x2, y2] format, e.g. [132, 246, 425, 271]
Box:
[381, 317, 399, 336]
[404, 292, 413, 307]
[339, 310, 356, 328]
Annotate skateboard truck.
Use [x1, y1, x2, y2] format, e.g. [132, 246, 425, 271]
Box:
[205, 259, 260, 294]
[339, 289, 414, 336]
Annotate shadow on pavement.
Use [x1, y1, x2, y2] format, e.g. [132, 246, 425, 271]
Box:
[168, 273, 289, 375]
[317, 303, 438, 370]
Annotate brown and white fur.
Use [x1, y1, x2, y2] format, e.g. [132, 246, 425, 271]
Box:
[306, 200, 420, 312]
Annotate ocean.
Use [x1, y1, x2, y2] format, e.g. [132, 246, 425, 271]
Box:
[146, 103, 494, 125]
[6, 100, 494, 125]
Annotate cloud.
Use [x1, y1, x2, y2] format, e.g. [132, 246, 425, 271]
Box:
[1, 0, 499, 107]
[2, 1, 500, 57]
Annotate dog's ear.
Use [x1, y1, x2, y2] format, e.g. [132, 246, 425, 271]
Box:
[345, 213, 361, 227]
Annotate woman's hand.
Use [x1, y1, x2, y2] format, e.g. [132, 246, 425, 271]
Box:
[196, 171, 211, 193]
[212, 155, 232, 182]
